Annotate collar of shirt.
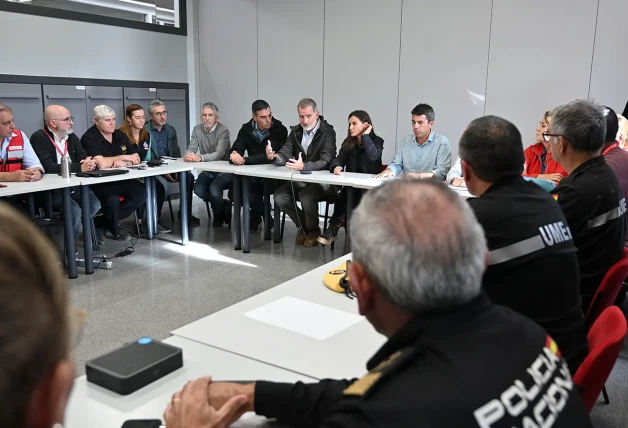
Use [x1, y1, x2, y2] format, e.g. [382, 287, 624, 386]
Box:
[569, 155, 606, 178]
[203, 123, 218, 134]
[365, 294, 492, 371]
[254, 121, 270, 141]
[415, 131, 436, 146]
[303, 119, 321, 137]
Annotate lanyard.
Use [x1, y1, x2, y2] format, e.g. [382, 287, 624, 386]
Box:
[602, 142, 619, 156]
[44, 130, 68, 158]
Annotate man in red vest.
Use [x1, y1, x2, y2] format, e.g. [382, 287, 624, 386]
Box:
[0, 104, 44, 181]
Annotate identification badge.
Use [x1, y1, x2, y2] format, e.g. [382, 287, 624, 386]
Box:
[143, 142, 149, 149]
[121, 145, 127, 154]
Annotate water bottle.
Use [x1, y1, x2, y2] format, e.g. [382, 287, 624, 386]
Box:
[61, 156, 71, 178]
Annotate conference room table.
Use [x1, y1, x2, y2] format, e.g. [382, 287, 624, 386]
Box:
[65, 335, 315, 428]
[195, 161, 474, 253]
[172, 254, 387, 380]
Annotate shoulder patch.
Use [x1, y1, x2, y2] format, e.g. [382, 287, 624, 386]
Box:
[343, 349, 409, 397]
[552, 194, 559, 201]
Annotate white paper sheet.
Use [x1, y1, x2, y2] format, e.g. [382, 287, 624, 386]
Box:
[243, 296, 363, 340]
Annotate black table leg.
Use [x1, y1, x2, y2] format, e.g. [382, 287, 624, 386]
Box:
[145, 177, 155, 239]
[62, 187, 77, 279]
[263, 178, 271, 241]
[179, 171, 189, 246]
[346, 187, 355, 251]
[242, 176, 251, 253]
[81, 185, 94, 275]
[152, 176, 158, 234]
[232, 175, 242, 250]
[45, 191, 53, 218]
[273, 202, 281, 243]
[27, 193, 35, 219]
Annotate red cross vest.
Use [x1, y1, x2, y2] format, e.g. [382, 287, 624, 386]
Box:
[2, 129, 24, 173]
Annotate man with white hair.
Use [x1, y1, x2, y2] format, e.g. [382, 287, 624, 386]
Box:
[146, 99, 199, 225]
[30, 105, 101, 241]
[81, 105, 147, 243]
[164, 179, 591, 428]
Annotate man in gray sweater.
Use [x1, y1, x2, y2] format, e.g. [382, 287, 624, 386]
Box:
[184, 102, 231, 223]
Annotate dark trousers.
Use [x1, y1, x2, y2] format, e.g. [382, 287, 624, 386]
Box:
[329, 187, 364, 224]
[195, 172, 263, 224]
[155, 173, 194, 218]
[274, 181, 337, 231]
[92, 180, 147, 234]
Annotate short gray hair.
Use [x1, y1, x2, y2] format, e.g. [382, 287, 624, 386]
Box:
[550, 99, 606, 153]
[0, 104, 12, 114]
[93, 105, 115, 120]
[202, 102, 219, 115]
[297, 98, 318, 112]
[350, 179, 487, 312]
[147, 99, 166, 115]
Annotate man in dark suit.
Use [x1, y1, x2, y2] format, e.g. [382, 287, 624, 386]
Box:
[31, 105, 101, 241]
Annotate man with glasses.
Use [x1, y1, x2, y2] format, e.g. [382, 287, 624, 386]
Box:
[146, 100, 199, 225]
[31, 105, 101, 242]
[548, 99, 626, 312]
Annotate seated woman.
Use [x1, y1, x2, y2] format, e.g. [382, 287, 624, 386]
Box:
[523, 111, 567, 183]
[317, 110, 384, 245]
[119, 104, 171, 234]
[0, 201, 81, 428]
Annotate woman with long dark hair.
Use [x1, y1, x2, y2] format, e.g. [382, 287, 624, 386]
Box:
[318, 110, 384, 245]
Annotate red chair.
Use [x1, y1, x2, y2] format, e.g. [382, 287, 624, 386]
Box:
[585, 247, 628, 330]
[573, 306, 627, 412]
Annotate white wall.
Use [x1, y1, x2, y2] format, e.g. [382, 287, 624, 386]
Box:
[0, 11, 188, 83]
[198, 0, 627, 160]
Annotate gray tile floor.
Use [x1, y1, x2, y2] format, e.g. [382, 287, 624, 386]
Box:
[63, 201, 628, 427]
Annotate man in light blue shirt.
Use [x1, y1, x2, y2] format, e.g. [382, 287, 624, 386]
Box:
[376, 104, 451, 180]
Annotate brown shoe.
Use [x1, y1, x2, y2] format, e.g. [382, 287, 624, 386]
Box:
[304, 232, 320, 247]
[295, 229, 307, 245]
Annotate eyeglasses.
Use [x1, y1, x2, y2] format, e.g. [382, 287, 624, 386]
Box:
[542, 132, 562, 142]
[53, 116, 74, 122]
[154, 111, 168, 117]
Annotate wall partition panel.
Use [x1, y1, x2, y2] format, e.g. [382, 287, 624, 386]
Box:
[397, 0, 492, 161]
[86, 86, 124, 130]
[43, 85, 89, 137]
[257, 0, 325, 128]
[198, 0, 257, 140]
[485, 0, 598, 148]
[588, 0, 628, 114]
[158, 88, 188, 150]
[323, 0, 402, 164]
[0, 83, 44, 138]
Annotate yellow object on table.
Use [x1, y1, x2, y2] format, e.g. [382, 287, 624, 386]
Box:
[323, 261, 350, 293]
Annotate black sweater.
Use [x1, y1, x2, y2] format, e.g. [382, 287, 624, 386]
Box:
[30, 128, 88, 174]
[329, 134, 383, 174]
[230, 118, 288, 165]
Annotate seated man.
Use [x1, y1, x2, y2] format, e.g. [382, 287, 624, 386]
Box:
[146, 100, 200, 225]
[81, 105, 147, 242]
[0, 103, 44, 212]
[31, 105, 101, 242]
[376, 103, 451, 180]
[549, 99, 626, 312]
[460, 115, 588, 374]
[271, 98, 337, 247]
[186, 102, 231, 225]
[211, 99, 288, 230]
[164, 179, 592, 428]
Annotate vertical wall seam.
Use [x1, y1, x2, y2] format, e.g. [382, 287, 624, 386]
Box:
[483, 0, 494, 116]
[587, 0, 600, 99]
[394, 0, 404, 149]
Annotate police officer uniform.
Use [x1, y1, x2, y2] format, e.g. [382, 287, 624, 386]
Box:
[468, 175, 588, 374]
[551, 156, 626, 312]
[253, 294, 592, 428]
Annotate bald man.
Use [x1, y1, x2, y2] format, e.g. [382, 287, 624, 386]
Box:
[31, 105, 101, 241]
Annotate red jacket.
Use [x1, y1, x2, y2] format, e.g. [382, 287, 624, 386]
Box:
[523, 142, 567, 179]
[1, 129, 24, 173]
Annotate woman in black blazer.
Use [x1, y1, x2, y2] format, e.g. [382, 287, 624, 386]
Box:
[317, 110, 384, 245]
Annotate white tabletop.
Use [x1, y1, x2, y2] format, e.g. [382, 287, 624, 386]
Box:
[0, 173, 82, 197]
[172, 255, 386, 380]
[76, 159, 194, 185]
[65, 335, 315, 428]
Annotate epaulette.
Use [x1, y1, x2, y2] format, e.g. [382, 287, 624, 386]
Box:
[343, 347, 414, 398]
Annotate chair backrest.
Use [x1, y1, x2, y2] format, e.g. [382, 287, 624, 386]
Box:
[573, 306, 627, 412]
[585, 247, 628, 329]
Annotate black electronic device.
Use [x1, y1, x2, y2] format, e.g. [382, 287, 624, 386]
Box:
[76, 169, 130, 178]
[121, 420, 162, 428]
[86, 337, 183, 395]
[299, 170, 312, 174]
